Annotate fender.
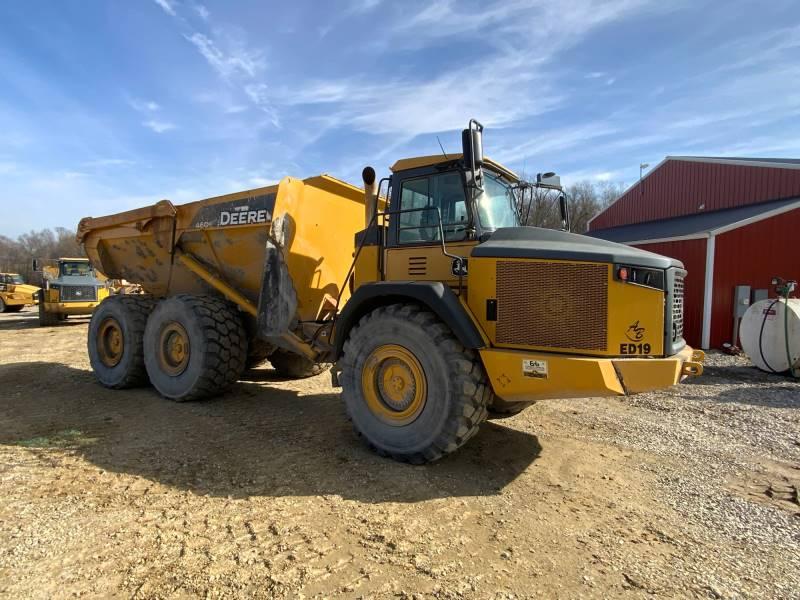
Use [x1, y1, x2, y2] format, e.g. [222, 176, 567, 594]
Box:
[331, 281, 485, 359]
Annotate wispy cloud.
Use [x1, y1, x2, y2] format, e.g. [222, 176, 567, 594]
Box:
[153, 0, 176, 17]
[128, 98, 160, 112]
[143, 120, 176, 133]
[184, 32, 265, 79]
[83, 158, 136, 167]
[270, 0, 658, 145]
[195, 4, 210, 21]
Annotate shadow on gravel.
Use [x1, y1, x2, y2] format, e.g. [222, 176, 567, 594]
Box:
[0, 362, 541, 502]
[0, 312, 90, 331]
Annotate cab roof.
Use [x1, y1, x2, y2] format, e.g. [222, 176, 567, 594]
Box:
[390, 154, 519, 182]
[60, 257, 89, 262]
[0, 273, 21, 276]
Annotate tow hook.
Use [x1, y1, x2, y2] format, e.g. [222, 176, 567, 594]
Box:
[682, 361, 704, 377]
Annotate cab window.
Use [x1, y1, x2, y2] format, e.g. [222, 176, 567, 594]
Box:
[397, 171, 468, 244]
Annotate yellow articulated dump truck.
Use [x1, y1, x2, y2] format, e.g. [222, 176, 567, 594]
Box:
[33, 258, 110, 325]
[78, 119, 704, 463]
[0, 273, 40, 313]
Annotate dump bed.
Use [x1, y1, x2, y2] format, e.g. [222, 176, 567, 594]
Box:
[78, 175, 368, 324]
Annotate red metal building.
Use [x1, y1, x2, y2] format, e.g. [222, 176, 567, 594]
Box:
[587, 157, 800, 349]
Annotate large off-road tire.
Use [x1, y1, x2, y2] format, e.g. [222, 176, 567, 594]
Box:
[38, 291, 60, 326]
[338, 303, 490, 464]
[0, 297, 6, 313]
[144, 295, 246, 401]
[246, 338, 275, 369]
[88, 295, 155, 389]
[269, 349, 329, 378]
[487, 397, 535, 419]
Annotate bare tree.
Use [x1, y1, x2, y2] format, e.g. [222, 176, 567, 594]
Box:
[0, 228, 84, 282]
[516, 178, 625, 233]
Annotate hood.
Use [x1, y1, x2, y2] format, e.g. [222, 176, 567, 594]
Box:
[12, 283, 41, 295]
[471, 226, 683, 270]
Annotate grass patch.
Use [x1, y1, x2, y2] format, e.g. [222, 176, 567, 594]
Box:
[15, 429, 99, 448]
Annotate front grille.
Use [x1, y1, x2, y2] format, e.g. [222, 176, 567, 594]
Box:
[672, 274, 684, 341]
[61, 285, 97, 302]
[495, 261, 608, 351]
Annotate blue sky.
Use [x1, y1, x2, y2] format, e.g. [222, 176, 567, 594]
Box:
[1, 0, 799, 237]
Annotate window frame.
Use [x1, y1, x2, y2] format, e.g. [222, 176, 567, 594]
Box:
[391, 168, 471, 246]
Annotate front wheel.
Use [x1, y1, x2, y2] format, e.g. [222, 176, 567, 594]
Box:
[38, 292, 60, 326]
[338, 304, 490, 464]
[0, 297, 6, 313]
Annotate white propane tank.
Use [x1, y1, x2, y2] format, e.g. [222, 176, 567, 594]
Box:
[739, 298, 800, 373]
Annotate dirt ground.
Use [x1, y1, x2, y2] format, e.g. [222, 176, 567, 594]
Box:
[0, 307, 798, 599]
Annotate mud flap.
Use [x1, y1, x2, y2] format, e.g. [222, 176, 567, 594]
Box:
[256, 214, 302, 351]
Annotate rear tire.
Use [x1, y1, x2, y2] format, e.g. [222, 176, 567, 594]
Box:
[269, 349, 328, 378]
[338, 303, 490, 464]
[38, 291, 60, 326]
[144, 295, 246, 401]
[88, 295, 155, 389]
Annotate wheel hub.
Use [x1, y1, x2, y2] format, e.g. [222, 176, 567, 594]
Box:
[362, 344, 426, 425]
[159, 322, 190, 376]
[97, 317, 124, 368]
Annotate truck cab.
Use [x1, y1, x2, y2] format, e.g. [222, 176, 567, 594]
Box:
[34, 258, 109, 325]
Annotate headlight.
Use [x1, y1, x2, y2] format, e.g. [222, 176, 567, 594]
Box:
[614, 265, 665, 290]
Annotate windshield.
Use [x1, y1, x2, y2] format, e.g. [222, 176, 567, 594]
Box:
[475, 172, 519, 231]
[10, 274, 24, 284]
[60, 262, 92, 277]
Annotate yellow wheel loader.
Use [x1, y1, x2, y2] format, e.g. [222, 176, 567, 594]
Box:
[0, 273, 40, 313]
[78, 119, 703, 463]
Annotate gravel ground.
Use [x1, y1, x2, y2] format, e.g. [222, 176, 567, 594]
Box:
[0, 308, 798, 599]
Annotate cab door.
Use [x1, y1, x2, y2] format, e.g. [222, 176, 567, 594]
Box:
[385, 170, 475, 285]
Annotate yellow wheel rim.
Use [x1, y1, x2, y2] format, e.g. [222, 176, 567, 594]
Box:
[361, 344, 426, 425]
[97, 317, 124, 368]
[158, 322, 190, 376]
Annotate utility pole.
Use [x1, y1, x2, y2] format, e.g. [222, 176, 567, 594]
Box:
[639, 162, 649, 197]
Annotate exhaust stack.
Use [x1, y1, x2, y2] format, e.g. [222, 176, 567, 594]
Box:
[362, 166, 378, 227]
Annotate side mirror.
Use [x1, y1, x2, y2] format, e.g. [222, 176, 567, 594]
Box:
[461, 123, 484, 167]
[558, 194, 570, 232]
[462, 119, 485, 191]
[32, 259, 39, 272]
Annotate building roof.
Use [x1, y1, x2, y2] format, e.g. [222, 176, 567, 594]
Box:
[588, 154, 800, 231]
[587, 196, 800, 244]
[666, 156, 800, 169]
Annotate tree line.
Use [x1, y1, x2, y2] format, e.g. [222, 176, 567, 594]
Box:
[0, 227, 84, 282]
[517, 179, 625, 233]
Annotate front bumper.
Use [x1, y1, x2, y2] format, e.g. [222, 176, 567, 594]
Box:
[45, 301, 99, 315]
[3, 295, 38, 307]
[480, 345, 704, 403]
